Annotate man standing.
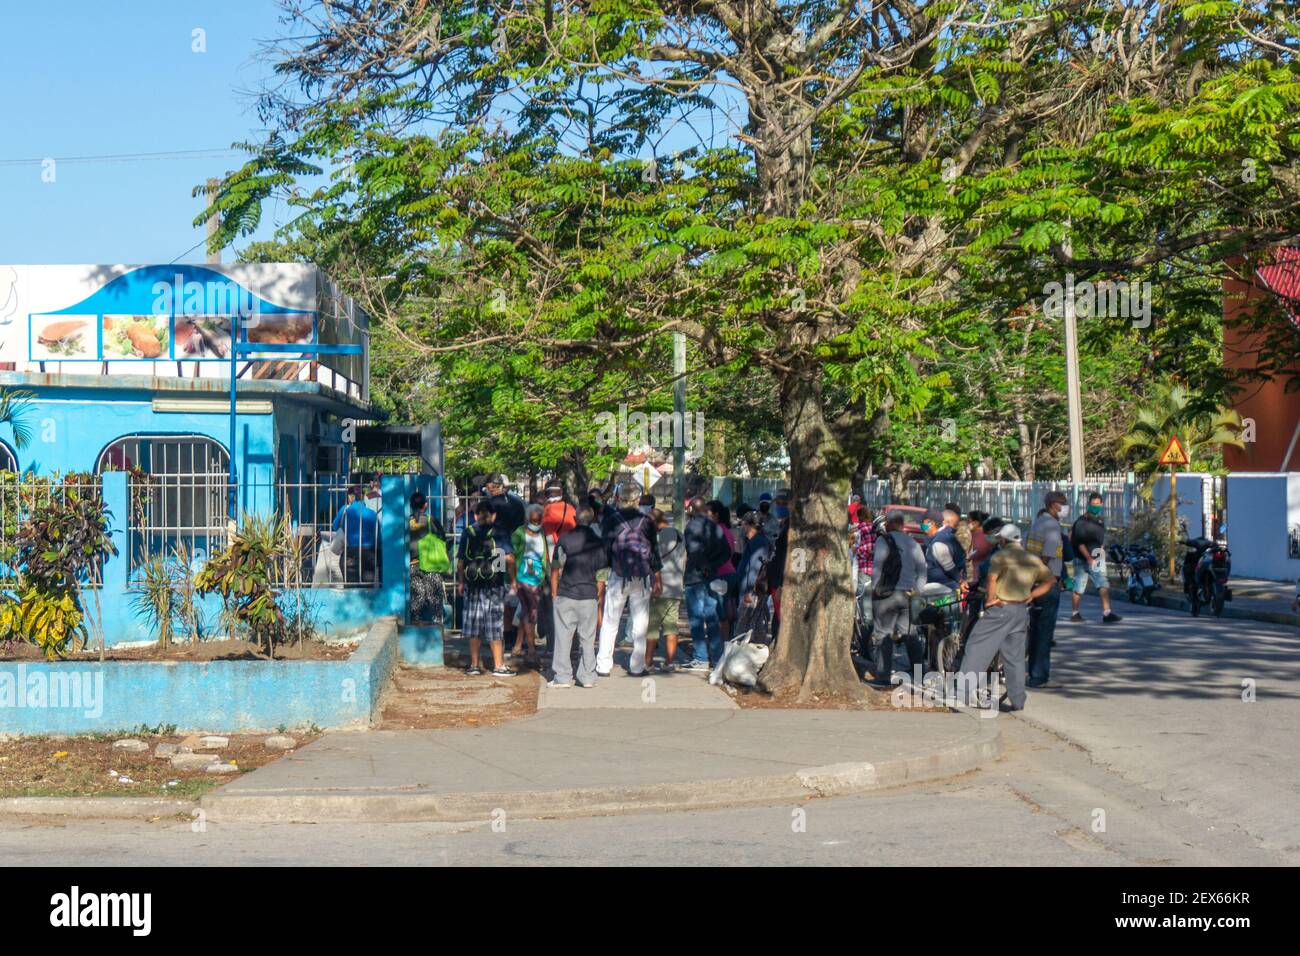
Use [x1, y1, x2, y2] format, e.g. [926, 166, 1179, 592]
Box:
[923, 506, 966, 590]
[1069, 492, 1122, 624]
[548, 506, 608, 688]
[456, 500, 515, 678]
[596, 481, 662, 677]
[646, 509, 684, 671]
[1025, 491, 1067, 686]
[683, 496, 730, 670]
[958, 524, 1056, 712]
[332, 486, 380, 583]
[484, 474, 527, 552]
[869, 511, 928, 685]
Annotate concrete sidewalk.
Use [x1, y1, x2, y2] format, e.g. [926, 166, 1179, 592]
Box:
[200, 707, 1002, 823]
[538, 664, 738, 710]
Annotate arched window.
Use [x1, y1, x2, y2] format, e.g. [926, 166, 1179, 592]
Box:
[97, 435, 229, 568]
[0, 441, 16, 474]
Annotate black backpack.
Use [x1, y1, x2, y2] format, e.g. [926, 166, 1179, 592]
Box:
[872, 532, 904, 599]
[462, 526, 503, 588]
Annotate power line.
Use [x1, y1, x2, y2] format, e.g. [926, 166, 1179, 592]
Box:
[0, 147, 242, 168]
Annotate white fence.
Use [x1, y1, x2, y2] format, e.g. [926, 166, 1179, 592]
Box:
[861, 474, 1216, 541]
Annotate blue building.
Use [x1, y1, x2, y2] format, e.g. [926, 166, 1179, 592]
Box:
[0, 263, 441, 644]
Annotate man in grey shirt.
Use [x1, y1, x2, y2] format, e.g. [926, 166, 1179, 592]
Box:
[869, 511, 928, 685]
[1025, 491, 1066, 686]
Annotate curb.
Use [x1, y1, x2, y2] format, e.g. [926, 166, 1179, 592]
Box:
[0, 797, 196, 820]
[197, 711, 1002, 824]
[1107, 585, 1300, 628]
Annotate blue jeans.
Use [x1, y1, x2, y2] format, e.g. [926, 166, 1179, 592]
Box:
[686, 583, 723, 666]
[1027, 584, 1060, 683]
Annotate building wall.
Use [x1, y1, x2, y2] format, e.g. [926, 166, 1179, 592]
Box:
[1225, 474, 1300, 582]
[1223, 268, 1300, 472]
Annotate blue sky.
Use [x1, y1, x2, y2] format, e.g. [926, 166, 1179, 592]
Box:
[0, 2, 288, 264]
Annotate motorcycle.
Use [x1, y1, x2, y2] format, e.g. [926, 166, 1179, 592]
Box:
[1114, 543, 1158, 604]
[1182, 537, 1232, 617]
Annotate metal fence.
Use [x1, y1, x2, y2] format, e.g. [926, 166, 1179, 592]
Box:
[860, 473, 1217, 541]
[128, 476, 381, 589]
[862, 476, 1133, 526]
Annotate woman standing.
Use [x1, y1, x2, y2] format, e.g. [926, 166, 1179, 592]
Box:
[407, 491, 448, 626]
[707, 500, 738, 641]
[510, 503, 551, 668]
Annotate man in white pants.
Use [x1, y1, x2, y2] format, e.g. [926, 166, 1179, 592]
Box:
[596, 481, 662, 677]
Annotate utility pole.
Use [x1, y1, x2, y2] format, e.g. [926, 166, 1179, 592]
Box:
[1062, 229, 1086, 492]
[673, 331, 686, 531]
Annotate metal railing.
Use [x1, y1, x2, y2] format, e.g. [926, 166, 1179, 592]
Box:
[861, 474, 1213, 542]
[128, 476, 381, 589]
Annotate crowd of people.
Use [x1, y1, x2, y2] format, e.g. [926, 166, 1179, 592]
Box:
[404, 474, 1122, 705]
[850, 490, 1122, 710]
[408, 475, 794, 683]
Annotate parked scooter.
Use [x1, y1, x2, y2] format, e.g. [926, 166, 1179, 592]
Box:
[1112, 542, 1158, 604]
[1182, 537, 1232, 617]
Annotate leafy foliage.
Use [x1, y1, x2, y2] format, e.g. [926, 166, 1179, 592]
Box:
[204, 0, 1300, 694]
[0, 475, 115, 659]
[193, 513, 292, 653]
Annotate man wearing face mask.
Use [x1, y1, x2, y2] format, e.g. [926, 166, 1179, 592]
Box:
[1069, 492, 1122, 624]
[1025, 491, 1067, 686]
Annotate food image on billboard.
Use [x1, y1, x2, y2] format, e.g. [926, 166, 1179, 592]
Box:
[173, 315, 233, 359]
[102, 315, 169, 359]
[31, 315, 97, 360]
[246, 313, 314, 347]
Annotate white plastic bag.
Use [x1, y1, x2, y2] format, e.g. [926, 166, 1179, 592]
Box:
[708, 630, 771, 687]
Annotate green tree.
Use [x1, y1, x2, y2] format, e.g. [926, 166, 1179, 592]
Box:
[206, 1, 1300, 698]
[1118, 380, 1244, 492]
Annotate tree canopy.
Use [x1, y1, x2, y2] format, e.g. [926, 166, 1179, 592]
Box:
[207, 0, 1300, 696]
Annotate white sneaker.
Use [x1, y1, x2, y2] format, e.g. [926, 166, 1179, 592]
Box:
[547, 678, 573, 688]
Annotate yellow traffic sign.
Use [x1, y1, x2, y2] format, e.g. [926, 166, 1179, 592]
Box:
[1158, 435, 1189, 466]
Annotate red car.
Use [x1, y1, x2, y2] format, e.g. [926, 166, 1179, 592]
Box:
[875, 504, 929, 544]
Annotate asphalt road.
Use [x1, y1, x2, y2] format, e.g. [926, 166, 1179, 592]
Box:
[0, 596, 1293, 866]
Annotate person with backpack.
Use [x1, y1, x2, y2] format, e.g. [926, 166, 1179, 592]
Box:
[683, 496, 731, 669]
[408, 491, 450, 626]
[510, 503, 551, 669]
[868, 510, 928, 685]
[456, 499, 515, 678]
[541, 484, 577, 543]
[595, 481, 662, 677]
[646, 509, 684, 671]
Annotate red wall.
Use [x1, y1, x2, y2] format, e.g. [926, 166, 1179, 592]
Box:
[1223, 268, 1300, 472]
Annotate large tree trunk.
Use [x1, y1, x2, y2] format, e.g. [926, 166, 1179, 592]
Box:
[759, 371, 864, 700]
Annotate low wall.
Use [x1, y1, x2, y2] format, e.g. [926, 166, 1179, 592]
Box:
[0, 618, 400, 736]
[398, 624, 444, 666]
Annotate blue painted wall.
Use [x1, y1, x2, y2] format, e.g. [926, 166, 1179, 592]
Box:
[0, 378, 438, 645]
[0, 618, 400, 734]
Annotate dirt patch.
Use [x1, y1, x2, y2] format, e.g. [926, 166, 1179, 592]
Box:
[1, 638, 358, 662]
[0, 730, 319, 799]
[730, 682, 950, 712]
[378, 664, 540, 730]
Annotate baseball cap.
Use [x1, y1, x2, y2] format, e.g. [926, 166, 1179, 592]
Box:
[994, 523, 1022, 544]
[758, 492, 773, 503]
